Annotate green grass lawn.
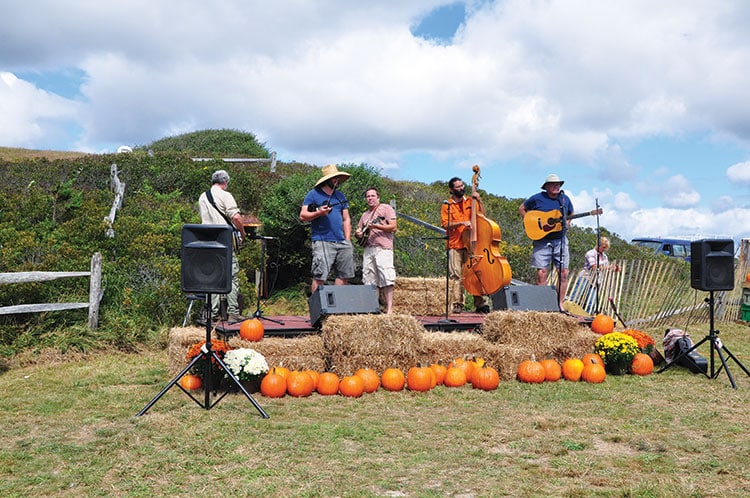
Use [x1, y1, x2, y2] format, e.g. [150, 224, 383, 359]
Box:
[2, 323, 749, 497]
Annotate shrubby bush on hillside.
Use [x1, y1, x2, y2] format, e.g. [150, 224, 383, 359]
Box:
[0, 130, 650, 357]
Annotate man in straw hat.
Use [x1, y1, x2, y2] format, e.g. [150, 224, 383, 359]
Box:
[518, 173, 575, 310]
[299, 164, 355, 294]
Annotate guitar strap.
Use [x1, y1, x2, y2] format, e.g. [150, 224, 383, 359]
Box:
[205, 189, 243, 252]
[205, 189, 234, 228]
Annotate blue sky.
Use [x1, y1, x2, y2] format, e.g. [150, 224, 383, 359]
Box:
[2, 0, 750, 245]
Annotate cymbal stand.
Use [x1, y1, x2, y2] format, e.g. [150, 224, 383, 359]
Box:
[137, 293, 269, 416]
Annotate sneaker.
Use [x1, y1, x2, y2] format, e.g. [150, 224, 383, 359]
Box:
[476, 305, 491, 314]
[227, 314, 248, 323]
[452, 305, 463, 314]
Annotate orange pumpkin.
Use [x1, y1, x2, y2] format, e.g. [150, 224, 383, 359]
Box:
[304, 370, 320, 390]
[581, 358, 607, 383]
[591, 314, 615, 335]
[540, 358, 562, 382]
[517, 357, 546, 383]
[407, 365, 433, 392]
[630, 353, 654, 376]
[339, 375, 365, 397]
[429, 363, 448, 386]
[272, 365, 290, 380]
[561, 358, 585, 382]
[381, 368, 406, 391]
[260, 368, 287, 398]
[443, 366, 467, 387]
[582, 353, 605, 369]
[239, 318, 264, 342]
[451, 357, 476, 384]
[316, 372, 340, 395]
[180, 374, 202, 390]
[746, 271, 750, 283]
[472, 365, 500, 391]
[286, 370, 315, 397]
[354, 368, 381, 393]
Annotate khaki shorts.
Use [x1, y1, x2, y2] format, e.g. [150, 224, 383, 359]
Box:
[362, 246, 396, 288]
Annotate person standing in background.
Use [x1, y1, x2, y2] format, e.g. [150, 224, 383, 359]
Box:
[198, 169, 247, 323]
[355, 187, 397, 314]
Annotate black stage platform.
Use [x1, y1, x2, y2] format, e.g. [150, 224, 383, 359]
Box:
[203, 312, 490, 337]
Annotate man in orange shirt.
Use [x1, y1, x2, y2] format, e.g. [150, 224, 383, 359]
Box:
[440, 177, 492, 314]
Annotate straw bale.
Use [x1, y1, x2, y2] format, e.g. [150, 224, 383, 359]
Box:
[167, 327, 326, 375]
[321, 314, 424, 375]
[393, 277, 446, 316]
[167, 326, 223, 375]
[419, 331, 493, 365]
[481, 310, 597, 365]
[226, 335, 325, 372]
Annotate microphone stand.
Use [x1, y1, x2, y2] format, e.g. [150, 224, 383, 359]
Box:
[556, 191, 568, 311]
[438, 200, 457, 325]
[249, 235, 284, 325]
[593, 198, 601, 314]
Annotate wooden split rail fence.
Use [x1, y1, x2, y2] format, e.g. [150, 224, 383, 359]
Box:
[0, 253, 103, 329]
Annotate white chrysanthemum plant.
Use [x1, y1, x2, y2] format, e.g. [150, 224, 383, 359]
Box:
[223, 348, 269, 382]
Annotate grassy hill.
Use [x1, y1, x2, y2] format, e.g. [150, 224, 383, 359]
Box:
[0, 131, 651, 361]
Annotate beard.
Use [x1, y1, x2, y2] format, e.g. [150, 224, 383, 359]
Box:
[451, 189, 465, 197]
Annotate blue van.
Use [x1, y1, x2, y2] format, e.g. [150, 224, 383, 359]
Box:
[631, 238, 692, 261]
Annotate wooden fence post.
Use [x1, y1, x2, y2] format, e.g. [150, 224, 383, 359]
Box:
[88, 252, 102, 329]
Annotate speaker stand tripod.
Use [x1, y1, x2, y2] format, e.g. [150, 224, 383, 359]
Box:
[137, 293, 269, 416]
[657, 291, 750, 389]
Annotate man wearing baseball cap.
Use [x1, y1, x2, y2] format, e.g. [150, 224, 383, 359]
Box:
[518, 174, 575, 310]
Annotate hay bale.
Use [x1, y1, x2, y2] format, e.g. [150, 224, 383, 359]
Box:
[419, 331, 493, 365]
[393, 277, 446, 316]
[321, 314, 424, 375]
[418, 332, 525, 380]
[227, 335, 326, 372]
[167, 327, 326, 375]
[481, 310, 597, 365]
[167, 326, 221, 375]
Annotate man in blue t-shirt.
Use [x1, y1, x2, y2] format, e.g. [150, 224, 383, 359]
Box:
[519, 174, 574, 310]
[299, 164, 355, 295]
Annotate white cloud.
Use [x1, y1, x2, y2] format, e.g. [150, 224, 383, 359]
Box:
[2, 1, 750, 241]
[727, 161, 750, 184]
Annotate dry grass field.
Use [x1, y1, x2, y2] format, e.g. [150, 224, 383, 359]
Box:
[1, 320, 749, 497]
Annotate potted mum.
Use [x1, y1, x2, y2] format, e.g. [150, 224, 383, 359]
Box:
[185, 339, 233, 390]
[594, 332, 640, 375]
[223, 348, 269, 393]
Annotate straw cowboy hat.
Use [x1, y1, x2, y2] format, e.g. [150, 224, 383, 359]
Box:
[540, 173, 564, 189]
[315, 164, 351, 187]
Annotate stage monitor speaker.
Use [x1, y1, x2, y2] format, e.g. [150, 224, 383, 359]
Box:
[181, 224, 233, 294]
[308, 285, 380, 327]
[492, 285, 559, 312]
[691, 239, 734, 291]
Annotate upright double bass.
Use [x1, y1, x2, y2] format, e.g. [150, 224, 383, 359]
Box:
[462, 166, 512, 296]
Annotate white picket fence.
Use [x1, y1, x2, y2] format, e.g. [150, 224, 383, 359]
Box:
[0, 253, 103, 329]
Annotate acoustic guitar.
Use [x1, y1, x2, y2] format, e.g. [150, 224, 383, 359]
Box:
[523, 208, 603, 240]
[355, 216, 385, 247]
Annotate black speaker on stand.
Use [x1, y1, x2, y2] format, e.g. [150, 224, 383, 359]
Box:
[658, 239, 750, 388]
[137, 224, 268, 417]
